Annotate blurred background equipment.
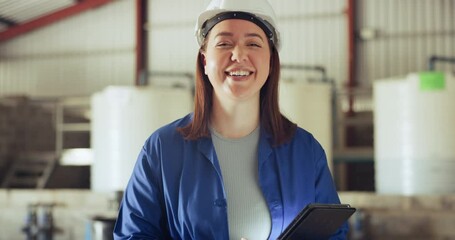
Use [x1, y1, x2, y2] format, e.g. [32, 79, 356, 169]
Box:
[374, 71, 455, 195]
[90, 85, 192, 192]
[87, 215, 116, 240]
[279, 64, 334, 170]
[23, 203, 60, 240]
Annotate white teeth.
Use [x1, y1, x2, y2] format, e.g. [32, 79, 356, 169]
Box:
[228, 70, 251, 76]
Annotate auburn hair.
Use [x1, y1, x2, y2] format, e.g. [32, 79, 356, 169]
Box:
[178, 45, 296, 146]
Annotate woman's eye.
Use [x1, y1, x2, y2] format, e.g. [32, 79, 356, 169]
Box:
[216, 42, 231, 47]
[248, 43, 262, 48]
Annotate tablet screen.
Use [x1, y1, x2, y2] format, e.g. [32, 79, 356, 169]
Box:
[277, 203, 356, 240]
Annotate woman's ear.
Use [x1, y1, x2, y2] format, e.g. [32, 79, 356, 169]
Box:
[200, 51, 207, 67]
[200, 51, 208, 74]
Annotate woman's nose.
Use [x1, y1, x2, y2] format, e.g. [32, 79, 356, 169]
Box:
[231, 46, 247, 62]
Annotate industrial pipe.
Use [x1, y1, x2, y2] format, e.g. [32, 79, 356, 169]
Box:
[428, 56, 455, 71]
[281, 64, 329, 82]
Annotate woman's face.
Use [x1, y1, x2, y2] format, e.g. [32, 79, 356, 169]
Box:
[201, 19, 271, 102]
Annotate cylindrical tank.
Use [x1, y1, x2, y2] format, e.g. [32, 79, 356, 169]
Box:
[374, 72, 455, 195]
[279, 80, 333, 170]
[87, 216, 116, 240]
[91, 86, 192, 192]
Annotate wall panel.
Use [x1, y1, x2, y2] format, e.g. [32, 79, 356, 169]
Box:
[148, 0, 348, 86]
[357, 0, 455, 87]
[147, 0, 207, 75]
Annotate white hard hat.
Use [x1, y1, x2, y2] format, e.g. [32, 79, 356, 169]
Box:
[195, 0, 280, 50]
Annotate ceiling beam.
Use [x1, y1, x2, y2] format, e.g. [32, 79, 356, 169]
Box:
[0, 16, 17, 27]
[0, 0, 113, 42]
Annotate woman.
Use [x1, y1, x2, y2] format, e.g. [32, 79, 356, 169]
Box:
[114, 0, 348, 239]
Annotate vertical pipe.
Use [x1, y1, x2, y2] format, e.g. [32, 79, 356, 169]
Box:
[347, 0, 356, 115]
[135, 0, 148, 86]
[55, 102, 63, 158]
[345, 0, 357, 150]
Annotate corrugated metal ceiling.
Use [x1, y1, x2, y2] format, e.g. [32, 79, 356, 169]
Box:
[0, 0, 76, 32]
[0, 0, 114, 42]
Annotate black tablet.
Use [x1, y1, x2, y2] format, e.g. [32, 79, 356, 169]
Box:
[277, 203, 356, 240]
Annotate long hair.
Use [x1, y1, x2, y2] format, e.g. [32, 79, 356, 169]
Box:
[178, 45, 296, 146]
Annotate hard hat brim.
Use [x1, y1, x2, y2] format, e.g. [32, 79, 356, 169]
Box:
[195, 10, 280, 50]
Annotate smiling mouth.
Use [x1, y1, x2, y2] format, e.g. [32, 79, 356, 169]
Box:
[226, 70, 252, 77]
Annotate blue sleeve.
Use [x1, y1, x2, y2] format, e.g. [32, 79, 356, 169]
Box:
[314, 151, 349, 239]
[113, 140, 169, 239]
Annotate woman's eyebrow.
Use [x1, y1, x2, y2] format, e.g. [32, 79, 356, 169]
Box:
[214, 32, 264, 42]
[245, 33, 264, 42]
[214, 31, 234, 38]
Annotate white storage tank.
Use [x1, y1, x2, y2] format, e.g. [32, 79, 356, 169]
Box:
[91, 86, 192, 192]
[279, 80, 333, 170]
[374, 72, 455, 195]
